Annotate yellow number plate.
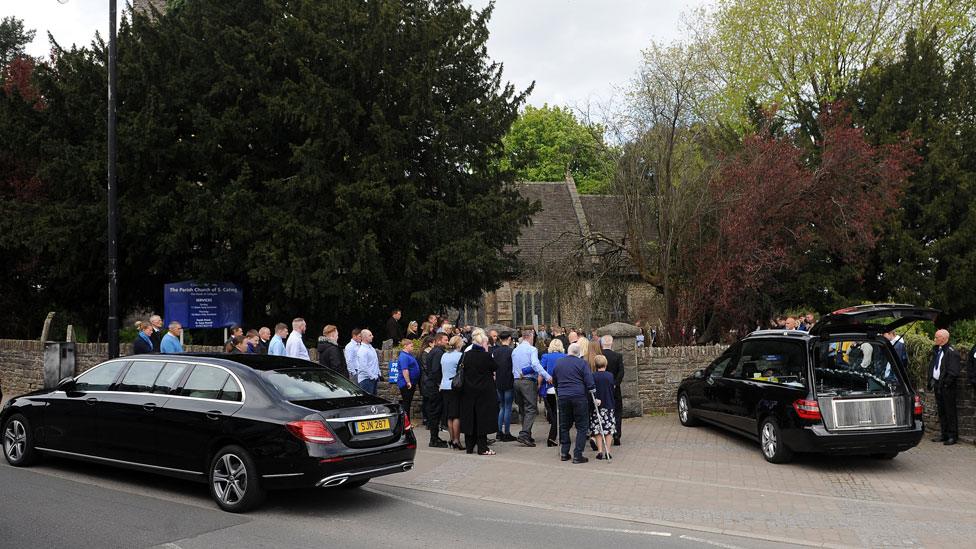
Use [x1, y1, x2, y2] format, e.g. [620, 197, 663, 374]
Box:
[355, 418, 390, 433]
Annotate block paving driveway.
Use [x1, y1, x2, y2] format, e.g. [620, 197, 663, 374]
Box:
[376, 415, 976, 548]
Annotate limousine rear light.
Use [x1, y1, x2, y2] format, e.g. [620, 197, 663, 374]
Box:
[913, 395, 924, 416]
[287, 421, 337, 444]
[403, 413, 413, 431]
[793, 398, 822, 421]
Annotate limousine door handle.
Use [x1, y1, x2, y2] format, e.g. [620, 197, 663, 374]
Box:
[205, 410, 223, 421]
[142, 403, 157, 412]
[85, 397, 98, 405]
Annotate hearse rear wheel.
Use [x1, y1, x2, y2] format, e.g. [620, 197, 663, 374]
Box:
[759, 417, 793, 464]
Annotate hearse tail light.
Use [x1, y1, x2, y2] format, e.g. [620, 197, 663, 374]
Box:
[403, 412, 413, 431]
[913, 395, 924, 417]
[793, 398, 822, 421]
[287, 420, 337, 444]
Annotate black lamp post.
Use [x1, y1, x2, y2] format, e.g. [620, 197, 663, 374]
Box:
[107, 0, 119, 358]
[55, 0, 119, 357]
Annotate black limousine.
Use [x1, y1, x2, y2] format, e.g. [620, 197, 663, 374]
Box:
[1, 353, 416, 512]
[677, 304, 934, 463]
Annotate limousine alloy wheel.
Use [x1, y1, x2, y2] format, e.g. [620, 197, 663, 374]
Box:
[759, 417, 793, 464]
[3, 414, 38, 466]
[209, 445, 265, 513]
[677, 393, 699, 427]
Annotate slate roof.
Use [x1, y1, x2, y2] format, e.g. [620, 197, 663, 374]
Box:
[579, 195, 629, 245]
[507, 182, 581, 266]
[509, 181, 636, 272]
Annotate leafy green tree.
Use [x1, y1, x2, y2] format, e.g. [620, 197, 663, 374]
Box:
[850, 31, 976, 322]
[0, 1, 534, 339]
[501, 105, 616, 193]
[702, 0, 975, 139]
[0, 40, 108, 339]
[0, 16, 35, 69]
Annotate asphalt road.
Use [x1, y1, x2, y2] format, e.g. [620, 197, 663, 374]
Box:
[0, 456, 797, 549]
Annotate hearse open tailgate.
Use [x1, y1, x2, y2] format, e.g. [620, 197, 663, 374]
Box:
[809, 304, 939, 336]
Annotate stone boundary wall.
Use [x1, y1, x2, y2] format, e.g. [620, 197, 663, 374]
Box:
[636, 345, 728, 414]
[921, 386, 975, 443]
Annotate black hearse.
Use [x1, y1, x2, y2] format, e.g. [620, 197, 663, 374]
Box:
[676, 304, 935, 463]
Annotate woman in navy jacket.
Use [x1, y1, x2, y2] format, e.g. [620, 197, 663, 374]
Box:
[132, 321, 154, 354]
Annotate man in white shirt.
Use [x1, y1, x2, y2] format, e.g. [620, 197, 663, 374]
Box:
[344, 328, 362, 381]
[356, 329, 380, 394]
[928, 329, 961, 445]
[285, 317, 310, 361]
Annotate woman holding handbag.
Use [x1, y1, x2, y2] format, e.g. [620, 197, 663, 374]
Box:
[439, 336, 465, 450]
[459, 330, 498, 455]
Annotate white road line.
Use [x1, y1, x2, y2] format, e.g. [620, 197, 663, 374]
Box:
[477, 517, 672, 537]
[159, 544, 184, 549]
[362, 486, 463, 516]
[678, 534, 745, 549]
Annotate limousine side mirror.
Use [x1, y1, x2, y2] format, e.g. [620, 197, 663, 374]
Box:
[57, 376, 76, 390]
[693, 369, 704, 379]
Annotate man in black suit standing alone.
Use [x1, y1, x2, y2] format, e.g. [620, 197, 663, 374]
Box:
[600, 335, 625, 446]
[386, 309, 404, 344]
[928, 329, 961, 445]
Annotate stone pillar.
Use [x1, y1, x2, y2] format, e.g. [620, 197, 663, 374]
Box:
[596, 322, 642, 418]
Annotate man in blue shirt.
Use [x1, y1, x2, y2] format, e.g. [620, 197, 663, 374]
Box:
[356, 329, 380, 395]
[512, 329, 552, 447]
[552, 342, 597, 463]
[160, 321, 184, 353]
[267, 323, 288, 356]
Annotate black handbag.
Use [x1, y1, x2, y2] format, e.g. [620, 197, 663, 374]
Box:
[450, 351, 466, 392]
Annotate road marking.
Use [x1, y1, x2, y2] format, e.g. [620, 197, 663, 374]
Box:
[679, 534, 745, 549]
[160, 544, 184, 549]
[477, 517, 671, 537]
[0, 461, 216, 511]
[362, 486, 463, 516]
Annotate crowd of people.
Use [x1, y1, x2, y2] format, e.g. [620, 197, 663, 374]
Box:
[391, 315, 628, 464]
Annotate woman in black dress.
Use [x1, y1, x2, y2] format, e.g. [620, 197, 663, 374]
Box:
[459, 330, 499, 455]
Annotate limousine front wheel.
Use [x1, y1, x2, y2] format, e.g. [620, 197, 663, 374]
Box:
[210, 445, 265, 513]
[759, 418, 793, 464]
[3, 414, 38, 467]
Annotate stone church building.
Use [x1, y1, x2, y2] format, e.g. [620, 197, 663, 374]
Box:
[453, 175, 663, 331]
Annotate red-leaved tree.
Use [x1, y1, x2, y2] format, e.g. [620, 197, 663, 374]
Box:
[685, 104, 918, 335]
[2, 56, 45, 110]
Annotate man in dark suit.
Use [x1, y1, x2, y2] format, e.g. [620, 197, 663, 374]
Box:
[386, 309, 404, 343]
[149, 314, 165, 350]
[600, 335, 625, 446]
[928, 329, 961, 445]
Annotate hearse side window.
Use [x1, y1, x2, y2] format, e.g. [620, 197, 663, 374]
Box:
[118, 361, 165, 393]
[736, 340, 807, 388]
[75, 361, 127, 392]
[815, 339, 904, 395]
[710, 355, 734, 379]
[179, 366, 230, 400]
[152, 362, 190, 395]
[219, 376, 243, 402]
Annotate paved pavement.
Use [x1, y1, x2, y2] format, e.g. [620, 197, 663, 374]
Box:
[377, 415, 976, 548]
[0, 455, 789, 549]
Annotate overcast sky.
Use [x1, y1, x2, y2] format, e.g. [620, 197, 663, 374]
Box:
[4, 0, 712, 109]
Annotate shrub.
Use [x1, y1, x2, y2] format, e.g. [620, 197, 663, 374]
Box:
[949, 319, 976, 348]
[902, 332, 933, 387]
